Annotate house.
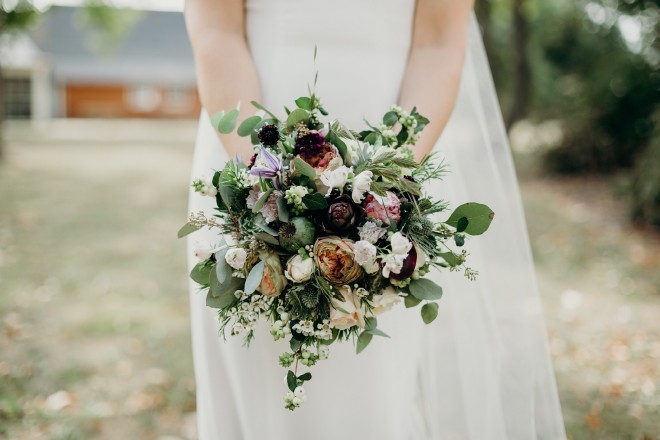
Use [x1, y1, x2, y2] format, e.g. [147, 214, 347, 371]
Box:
[1, 6, 200, 119]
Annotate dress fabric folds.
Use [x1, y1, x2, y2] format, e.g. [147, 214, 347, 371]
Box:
[186, 1, 566, 438]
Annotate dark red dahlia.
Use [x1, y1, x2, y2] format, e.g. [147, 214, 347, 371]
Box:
[247, 153, 258, 169]
[258, 124, 280, 146]
[295, 131, 326, 160]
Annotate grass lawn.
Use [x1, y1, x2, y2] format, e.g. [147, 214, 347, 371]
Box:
[0, 120, 658, 439]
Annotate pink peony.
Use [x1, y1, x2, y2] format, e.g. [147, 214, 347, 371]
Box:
[363, 191, 401, 224]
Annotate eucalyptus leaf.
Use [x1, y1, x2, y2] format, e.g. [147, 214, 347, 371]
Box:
[367, 328, 390, 338]
[409, 278, 443, 301]
[190, 263, 212, 285]
[177, 223, 199, 238]
[438, 252, 461, 267]
[404, 294, 422, 308]
[244, 260, 265, 294]
[290, 337, 303, 352]
[287, 370, 297, 392]
[286, 108, 309, 127]
[295, 97, 312, 110]
[218, 108, 240, 134]
[302, 192, 328, 210]
[210, 111, 224, 129]
[255, 232, 280, 246]
[214, 248, 231, 284]
[206, 285, 238, 309]
[421, 302, 439, 324]
[364, 317, 377, 331]
[356, 332, 373, 354]
[454, 235, 465, 247]
[237, 115, 262, 137]
[252, 188, 273, 213]
[297, 372, 312, 381]
[292, 157, 316, 181]
[382, 111, 398, 126]
[445, 203, 495, 236]
[250, 100, 279, 120]
[276, 197, 290, 222]
[456, 217, 469, 233]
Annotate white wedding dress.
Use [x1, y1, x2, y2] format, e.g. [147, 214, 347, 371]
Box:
[186, 1, 566, 439]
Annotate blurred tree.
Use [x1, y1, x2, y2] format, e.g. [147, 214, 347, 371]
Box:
[506, 0, 532, 130]
[0, 0, 39, 161]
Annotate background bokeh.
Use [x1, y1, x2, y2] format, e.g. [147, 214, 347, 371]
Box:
[1, 0, 658, 439]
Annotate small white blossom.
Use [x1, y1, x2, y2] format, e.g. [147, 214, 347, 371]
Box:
[351, 170, 373, 203]
[319, 165, 352, 196]
[353, 240, 377, 267]
[225, 248, 247, 270]
[358, 221, 387, 244]
[318, 346, 330, 360]
[390, 232, 412, 255]
[292, 320, 315, 337]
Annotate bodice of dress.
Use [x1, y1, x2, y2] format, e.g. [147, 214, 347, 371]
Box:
[245, 0, 416, 127]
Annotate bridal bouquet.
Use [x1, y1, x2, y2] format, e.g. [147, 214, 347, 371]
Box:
[179, 90, 494, 410]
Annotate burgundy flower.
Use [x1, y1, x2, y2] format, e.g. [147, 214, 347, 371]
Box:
[321, 194, 363, 233]
[258, 124, 280, 146]
[295, 131, 326, 160]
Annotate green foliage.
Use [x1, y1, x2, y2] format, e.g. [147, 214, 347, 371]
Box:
[627, 120, 660, 227]
[409, 279, 443, 301]
[445, 203, 495, 236]
[177, 223, 199, 238]
[421, 302, 439, 324]
[0, 1, 38, 34]
[74, 1, 144, 53]
[244, 260, 265, 294]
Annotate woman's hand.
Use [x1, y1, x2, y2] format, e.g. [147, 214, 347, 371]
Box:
[185, 0, 261, 162]
[398, 0, 475, 162]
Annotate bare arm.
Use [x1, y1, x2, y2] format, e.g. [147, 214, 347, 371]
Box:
[184, 0, 261, 161]
[398, 0, 475, 161]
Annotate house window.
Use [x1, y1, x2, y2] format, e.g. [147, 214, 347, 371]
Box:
[126, 85, 161, 113]
[3, 77, 32, 119]
[164, 86, 193, 113]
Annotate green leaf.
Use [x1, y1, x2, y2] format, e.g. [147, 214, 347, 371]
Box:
[177, 223, 199, 238]
[286, 108, 309, 127]
[255, 232, 280, 246]
[454, 235, 465, 247]
[290, 337, 303, 352]
[297, 372, 312, 381]
[409, 278, 443, 301]
[276, 197, 290, 222]
[250, 101, 279, 120]
[364, 317, 377, 331]
[302, 192, 328, 210]
[383, 111, 398, 126]
[244, 260, 265, 294]
[206, 281, 239, 308]
[445, 203, 495, 236]
[237, 115, 262, 137]
[356, 332, 373, 354]
[404, 294, 422, 308]
[396, 127, 409, 145]
[421, 302, 439, 324]
[287, 370, 297, 392]
[367, 328, 390, 338]
[218, 108, 240, 134]
[292, 157, 317, 181]
[456, 217, 469, 233]
[252, 188, 273, 214]
[210, 111, 224, 129]
[438, 252, 461, 267]
[364, 132, 379, 145]
[295, 97, 312, 110]
[326, 130, 348, 160]
[214, 249, 231, 284]
[190, 263, 212, 285]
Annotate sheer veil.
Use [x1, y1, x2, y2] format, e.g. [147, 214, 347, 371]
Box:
[411, 16, 566, 439]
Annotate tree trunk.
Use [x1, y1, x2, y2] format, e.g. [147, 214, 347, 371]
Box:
[506, 0, 531, 130]
[475, 0, 499, 86]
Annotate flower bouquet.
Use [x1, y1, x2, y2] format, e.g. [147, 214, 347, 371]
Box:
[179, 88, 494, 410]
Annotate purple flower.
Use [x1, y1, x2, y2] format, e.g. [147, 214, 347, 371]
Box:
[295, 131, 326, 160]
[250, 148, 283, 188]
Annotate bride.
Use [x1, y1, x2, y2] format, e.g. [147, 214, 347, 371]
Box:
[183, 0, 566, 439]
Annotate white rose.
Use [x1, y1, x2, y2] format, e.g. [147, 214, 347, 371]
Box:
[353, 240, 377, 267]
[351, 170, 373, 203]
[284, 255, 315, 283]
[225, 247, 247, 270]
[390, 232, 412, 255]
[381, 252, 406, 278]
[193, 242, 214, 261]
[330, 286, 365, 330]
[369, 287, 402, 316]
[320, 165, 352, 197]
[362, 260, 380, 275]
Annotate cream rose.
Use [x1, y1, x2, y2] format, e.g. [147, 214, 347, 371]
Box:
[368, 287, 402, 316]
[257, 252, 287, 297]
[225, 247, 247, 270]
[284, 254, 315, 283]
[330, 286, 366, 330]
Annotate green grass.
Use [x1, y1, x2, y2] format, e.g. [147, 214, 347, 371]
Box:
[0, 125, 658, 439]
